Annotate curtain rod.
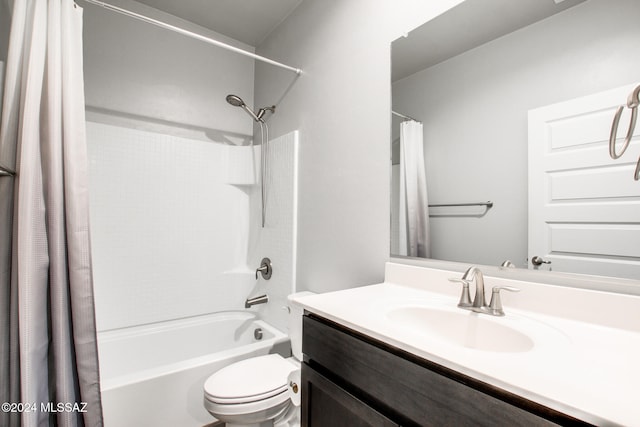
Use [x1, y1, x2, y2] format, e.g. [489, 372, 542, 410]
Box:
[81, 0, 302, 75]
[392, 110, 420, 122]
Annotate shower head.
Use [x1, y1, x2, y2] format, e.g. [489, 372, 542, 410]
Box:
[226, 94, 245, 107]
[226, 94, 260, 122]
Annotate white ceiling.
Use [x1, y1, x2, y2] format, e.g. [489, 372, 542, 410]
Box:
[392, 0, 586, 82]
[133, 0, 304, 46]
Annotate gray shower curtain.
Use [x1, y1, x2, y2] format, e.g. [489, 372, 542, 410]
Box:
[0, 0, 103, 426]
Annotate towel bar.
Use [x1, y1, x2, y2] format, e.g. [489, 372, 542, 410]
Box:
[428, 201, 493, 208]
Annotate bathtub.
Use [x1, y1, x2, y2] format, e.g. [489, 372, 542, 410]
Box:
[97, 311, 290, 427]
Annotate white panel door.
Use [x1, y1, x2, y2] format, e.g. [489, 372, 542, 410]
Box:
[528, 83, 640, 280]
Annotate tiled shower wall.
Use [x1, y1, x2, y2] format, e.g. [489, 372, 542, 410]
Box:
[87, 121, 299, 333]
[246, 131, 299, 333]
[87, 121, 260, 331]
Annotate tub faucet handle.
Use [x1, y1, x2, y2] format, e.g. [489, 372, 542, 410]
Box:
[255, 257, 272, 280]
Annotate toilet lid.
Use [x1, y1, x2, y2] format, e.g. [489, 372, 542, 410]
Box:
[204, 354, 297, 404]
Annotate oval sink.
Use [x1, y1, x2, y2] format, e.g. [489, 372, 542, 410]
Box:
[386, 306, 535, 353]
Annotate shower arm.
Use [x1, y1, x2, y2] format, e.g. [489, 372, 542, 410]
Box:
[256, 106, 276, 122]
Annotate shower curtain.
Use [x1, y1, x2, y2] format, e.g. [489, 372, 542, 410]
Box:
[0, 0, 103, 426]
[398, 120, 431, 258]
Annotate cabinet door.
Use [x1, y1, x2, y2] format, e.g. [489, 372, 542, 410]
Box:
[301, 363, 398, 427]
[303, 315, 573, 427]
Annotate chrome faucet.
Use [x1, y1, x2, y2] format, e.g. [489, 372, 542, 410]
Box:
[462, 266, 487, 309]
[449, 266, 519, 316]
[245, 294, 269, 308]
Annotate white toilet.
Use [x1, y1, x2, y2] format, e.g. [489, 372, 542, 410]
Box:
[203, 292, 313, 427]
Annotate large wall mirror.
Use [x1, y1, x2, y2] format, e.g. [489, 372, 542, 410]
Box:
[390, 0, 640, 292]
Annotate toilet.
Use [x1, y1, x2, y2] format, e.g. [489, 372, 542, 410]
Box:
[203, 292, 313, 427]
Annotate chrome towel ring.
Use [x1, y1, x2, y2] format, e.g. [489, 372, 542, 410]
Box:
[609, 85, 640, 180]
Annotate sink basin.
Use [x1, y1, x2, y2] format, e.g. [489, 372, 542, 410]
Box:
[386, 306, 535, 353]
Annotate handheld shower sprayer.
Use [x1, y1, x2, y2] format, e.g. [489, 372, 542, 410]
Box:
[225, 94, 277, 228]
[225, 94, 260, 122]
[225, 94, 275, 123]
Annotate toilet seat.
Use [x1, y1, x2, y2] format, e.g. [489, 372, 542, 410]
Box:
[204, 354, 297, 405]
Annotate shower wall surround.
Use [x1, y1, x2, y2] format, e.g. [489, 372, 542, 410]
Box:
[247, 131, 299, 332]
[87, 124, 299, 333]
[87, 122, 258, 331]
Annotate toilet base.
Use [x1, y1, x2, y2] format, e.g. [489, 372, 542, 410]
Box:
[224, 422, 272, 427]
[273, 403, 299, 427]
[209, 403, 299, 427]
[206, 399, 292, 427]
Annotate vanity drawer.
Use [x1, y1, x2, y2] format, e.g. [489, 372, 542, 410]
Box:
[301, 363, 399, 427]
[303, 314, 588, 427]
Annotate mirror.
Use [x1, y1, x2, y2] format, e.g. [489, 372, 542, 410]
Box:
[390, 0, 640, 286]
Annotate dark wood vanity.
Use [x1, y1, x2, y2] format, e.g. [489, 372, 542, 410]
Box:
[301, 313, 593, 427]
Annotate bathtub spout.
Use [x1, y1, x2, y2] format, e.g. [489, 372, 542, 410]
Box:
[245, 294, 269, 308]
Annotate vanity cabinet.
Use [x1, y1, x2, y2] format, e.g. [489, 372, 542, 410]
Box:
[301, 314, 591, 427]
[302, 363, 398, 427]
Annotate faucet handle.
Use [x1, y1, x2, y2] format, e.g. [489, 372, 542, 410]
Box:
[493, 286, 520, 293]
[255, 257, 273, 280]
[488, 286, 520, 316]
[500, 260, 516, 268]
[448, 278, 472, 307]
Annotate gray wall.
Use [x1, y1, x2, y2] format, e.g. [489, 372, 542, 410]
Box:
[254, 0, 465, 293]
[81, 0, 255, 138]
[392, 0, 640, 268]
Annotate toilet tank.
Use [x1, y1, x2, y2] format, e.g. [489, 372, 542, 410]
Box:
[287, 292, 315, 361]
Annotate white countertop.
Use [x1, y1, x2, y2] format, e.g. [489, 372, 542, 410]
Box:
[294, 263, 640, 426]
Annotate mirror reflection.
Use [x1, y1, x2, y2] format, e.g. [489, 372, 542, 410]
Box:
[390, 0, 640, 281]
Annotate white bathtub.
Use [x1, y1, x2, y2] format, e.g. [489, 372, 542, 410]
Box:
[97, 311, 289, 427]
